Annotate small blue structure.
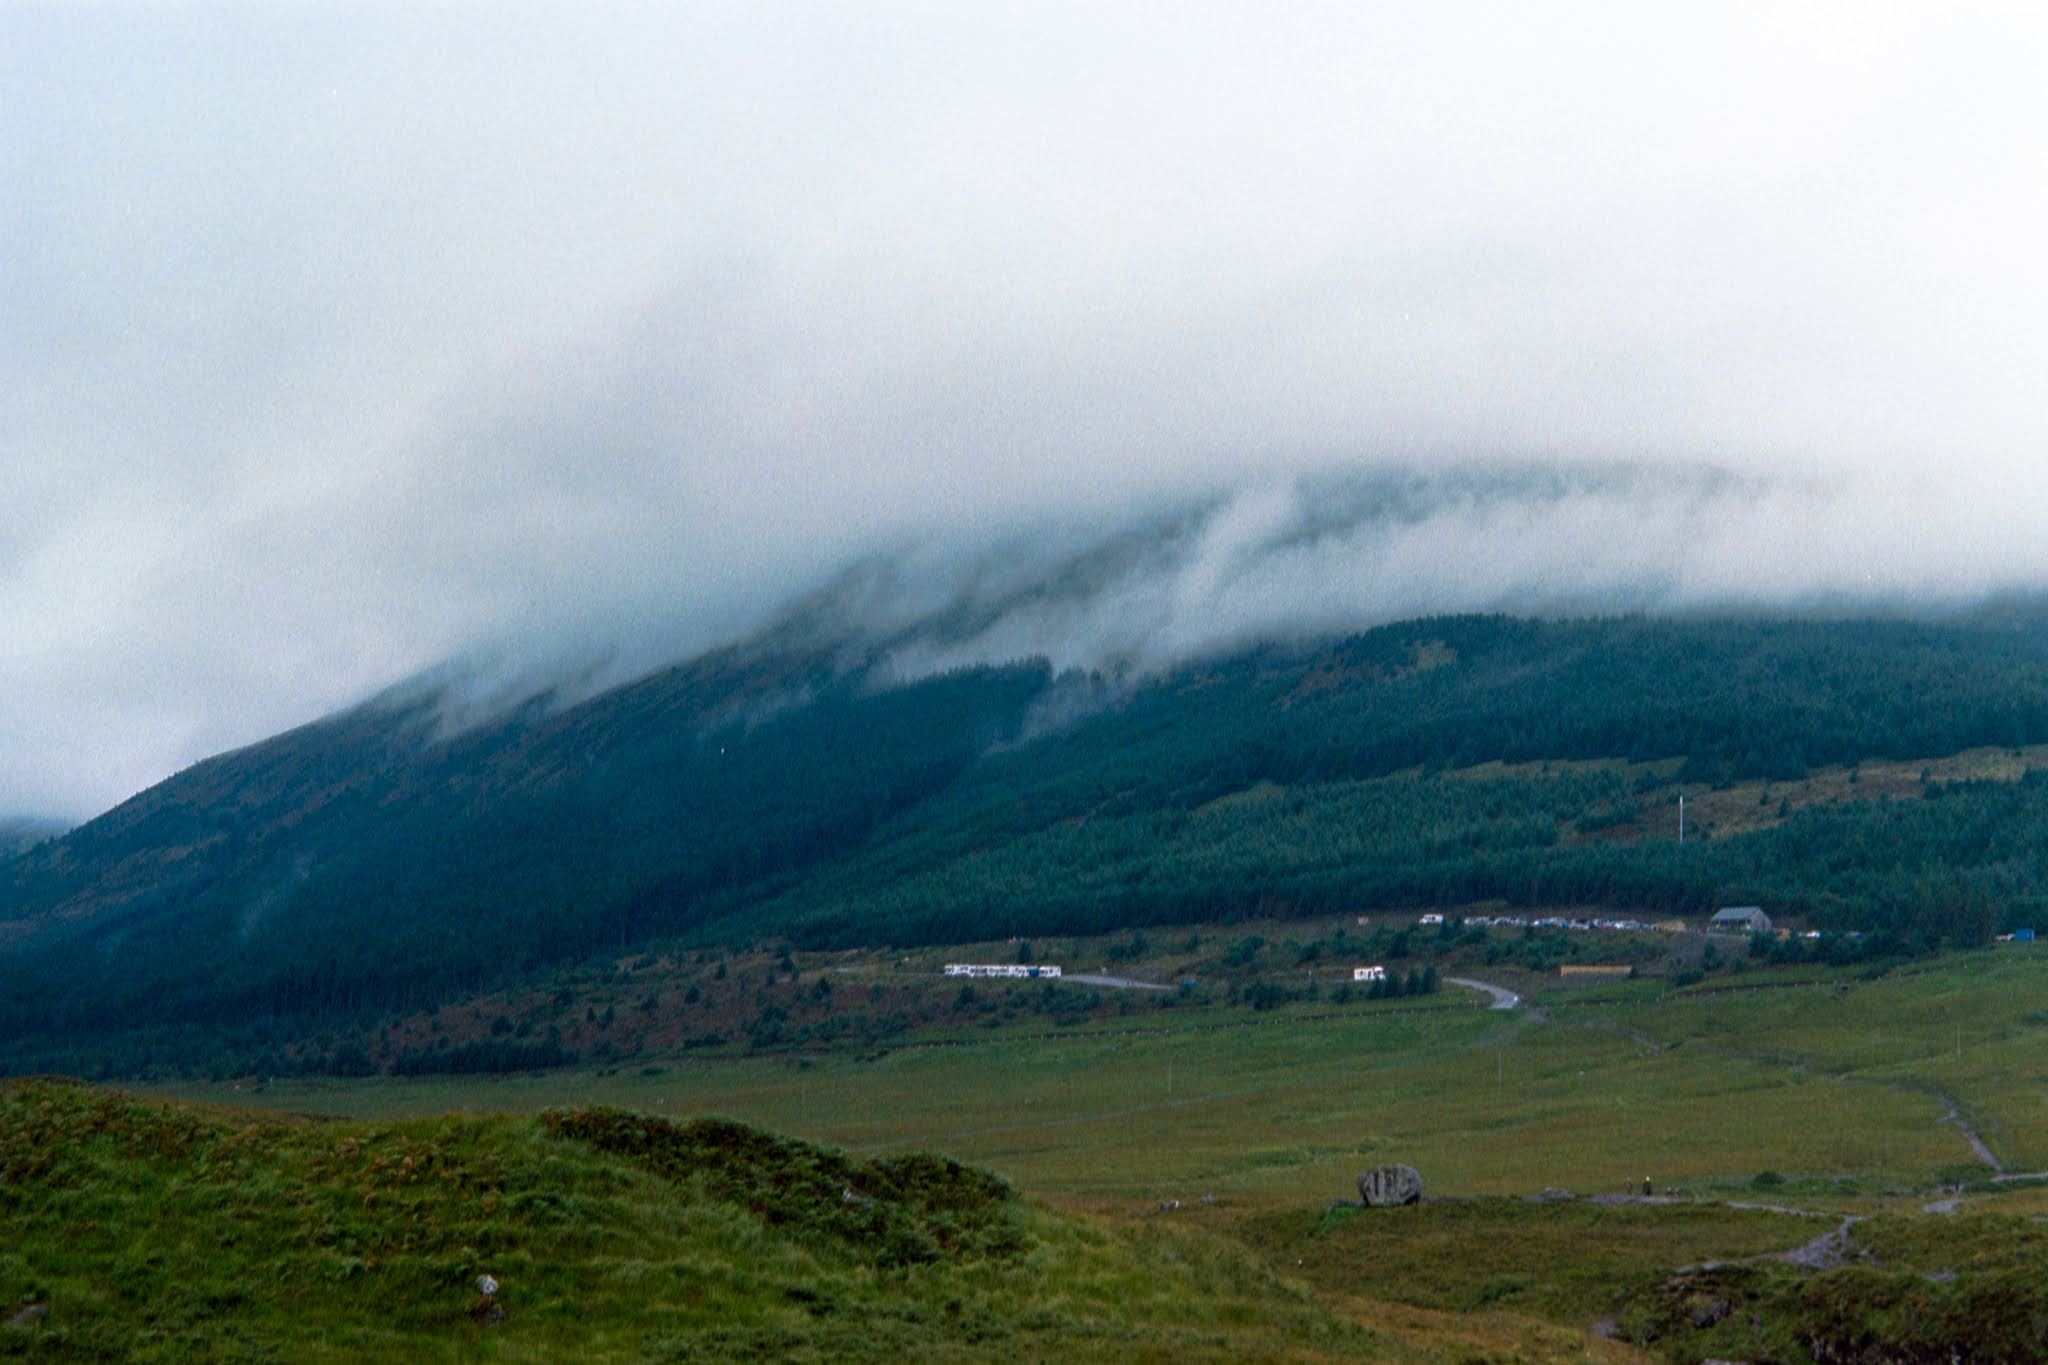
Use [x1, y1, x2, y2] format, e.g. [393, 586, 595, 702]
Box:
[2014, 928, 2036, 943]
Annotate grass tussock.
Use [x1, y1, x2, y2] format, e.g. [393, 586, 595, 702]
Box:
[1243, 1196, 1805, 1324]
[1615, 1258, 2048, 1364]
[538, 1106, 1026, 1266]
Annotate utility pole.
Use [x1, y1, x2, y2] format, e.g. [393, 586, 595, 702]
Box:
[1679, 794, 1686, 846]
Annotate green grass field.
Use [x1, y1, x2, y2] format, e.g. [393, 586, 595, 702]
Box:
[163, 950, 2048, 1203]
[80, 944, 2048, 1360]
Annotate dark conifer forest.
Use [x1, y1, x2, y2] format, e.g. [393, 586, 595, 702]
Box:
[7, 611, 2048, 1072]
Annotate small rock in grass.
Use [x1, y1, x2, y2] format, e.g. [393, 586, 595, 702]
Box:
[4, 1303, 49, 1331]
[1356, 1164, 1424, 1207]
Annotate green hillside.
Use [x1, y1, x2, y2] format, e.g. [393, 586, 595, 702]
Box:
[0, 1079, 1572, 1363]
[8, 612, 2048, 1073]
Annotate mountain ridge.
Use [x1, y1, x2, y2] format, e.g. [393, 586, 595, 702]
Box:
[9, 608, 2048, 1073]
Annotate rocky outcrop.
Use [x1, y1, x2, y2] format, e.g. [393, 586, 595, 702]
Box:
[1356, 1164, 1424, 1207]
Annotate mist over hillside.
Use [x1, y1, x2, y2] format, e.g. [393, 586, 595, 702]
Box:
[433, 460, 2036, 733]
[13, 596, 2048, 1076]
[12, 458, 2048, 1079]
[0, 819, 69, 861]
[14, 3, 2048, 824]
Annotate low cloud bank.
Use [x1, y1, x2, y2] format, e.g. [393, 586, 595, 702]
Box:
[419, 460, 2048, 734]
[13, 5, 2048, 815]
[786, 462, 2046, 683]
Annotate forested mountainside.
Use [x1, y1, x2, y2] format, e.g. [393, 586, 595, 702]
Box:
[7, 611, 2048, 1070]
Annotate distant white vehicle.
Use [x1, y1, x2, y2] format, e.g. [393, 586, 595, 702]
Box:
[1353, 965, 1388, 982]
[1419, 913, 1445, 925]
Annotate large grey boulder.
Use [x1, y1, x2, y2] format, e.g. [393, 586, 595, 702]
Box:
[1356, 1164, 1424, 1207]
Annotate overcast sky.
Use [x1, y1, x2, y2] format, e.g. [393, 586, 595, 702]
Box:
[6, 3, 2048, 818]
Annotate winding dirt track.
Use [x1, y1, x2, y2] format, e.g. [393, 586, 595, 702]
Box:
[1443, 976, 1521, 1010]
[1931, 1088, 2005, 1173]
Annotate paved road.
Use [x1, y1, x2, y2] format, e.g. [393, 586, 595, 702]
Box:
[1444, 976, 1521, 1010]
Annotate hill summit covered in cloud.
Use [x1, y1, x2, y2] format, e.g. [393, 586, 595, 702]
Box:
[11, 5, 2048, 816]
[428, 459, 2035, 735]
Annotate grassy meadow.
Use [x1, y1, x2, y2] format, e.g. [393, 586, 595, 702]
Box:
[158, 948, 2048, 1204]
[20, 941, 2043, 1360]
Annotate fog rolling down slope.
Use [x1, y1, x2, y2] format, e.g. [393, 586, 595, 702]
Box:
[7, 468, 2048, 1071]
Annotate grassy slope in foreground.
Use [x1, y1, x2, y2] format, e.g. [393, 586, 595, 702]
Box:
[0, 1080, 1634, 1364]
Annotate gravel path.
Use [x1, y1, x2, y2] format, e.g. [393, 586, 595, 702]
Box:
[1778, 1215, 1865, 1269]
[1931, 1088, 2005, 1173]
[1443, 976, 1521, 1010]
